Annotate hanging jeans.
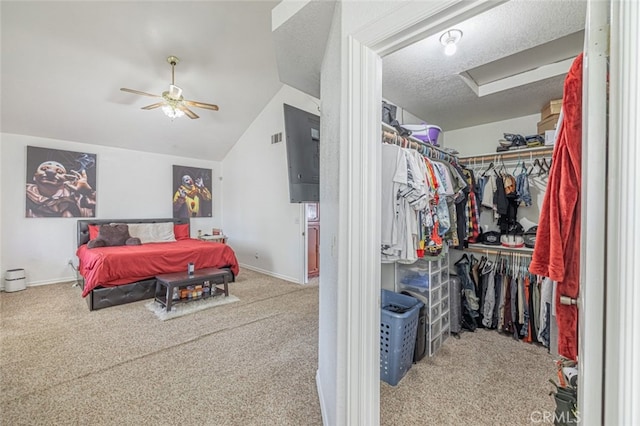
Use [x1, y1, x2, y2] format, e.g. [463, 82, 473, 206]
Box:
[538, 277, 553, 348]
[482, 264, 496, 328]
[493, 271, 504, 329]
[476, 176, 486, 206]
[516, 172, 532, 207]
[519, 276, 530, 339]
[454, 257, 480, 321]
[509, 275, 518, 338]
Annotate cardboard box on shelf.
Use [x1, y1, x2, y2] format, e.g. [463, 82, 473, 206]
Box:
[537, 113, 559, 134]
[541, 99, 562, 120]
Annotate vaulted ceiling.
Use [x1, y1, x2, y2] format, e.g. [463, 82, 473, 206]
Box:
[2, 1, 587, 161]
[1, 1, 281, 161]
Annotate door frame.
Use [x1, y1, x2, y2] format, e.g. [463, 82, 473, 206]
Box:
[604, 1, 640, 424]
[300, 203, 309, 284]
[580, 0, 608, 423]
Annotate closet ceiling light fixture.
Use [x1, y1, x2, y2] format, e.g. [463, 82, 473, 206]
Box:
[439, 29, 463, 56]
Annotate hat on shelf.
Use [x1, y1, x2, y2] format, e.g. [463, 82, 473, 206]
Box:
[482, 231, 502, 246]
[501, 234, 525, 248]
[523, 226, 538, 249]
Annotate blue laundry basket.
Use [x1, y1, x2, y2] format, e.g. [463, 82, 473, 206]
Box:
[380, 289, 423, 386]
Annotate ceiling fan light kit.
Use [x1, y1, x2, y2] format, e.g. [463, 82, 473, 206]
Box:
[120, 56, 219, 119]
[162, 104, 185, 119]
[440, 29, 463, 56]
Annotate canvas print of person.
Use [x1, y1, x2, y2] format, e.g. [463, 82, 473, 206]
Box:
[25, 146, 97, 218]
[172, 165, 212, 218]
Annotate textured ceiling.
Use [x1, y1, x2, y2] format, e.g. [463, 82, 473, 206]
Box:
[1, 1, 281, 161]
[382, 0, 587, 131]
[272, 1, 336, 99]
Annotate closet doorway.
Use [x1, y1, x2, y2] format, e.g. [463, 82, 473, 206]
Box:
[306, 203, 320, 279]
[376, 0, 602, 423]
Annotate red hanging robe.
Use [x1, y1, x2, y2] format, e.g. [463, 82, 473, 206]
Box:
[529, 53, 583, 361]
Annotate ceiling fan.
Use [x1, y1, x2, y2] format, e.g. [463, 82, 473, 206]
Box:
[120, 56, 219, 119]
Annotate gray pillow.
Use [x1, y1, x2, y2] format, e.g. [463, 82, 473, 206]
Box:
[87, 223, 141, 249]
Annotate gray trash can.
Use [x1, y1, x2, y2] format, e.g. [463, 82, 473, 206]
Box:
[4, 269, 26, 292]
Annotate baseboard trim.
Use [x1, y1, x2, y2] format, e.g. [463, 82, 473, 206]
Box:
[0, 276, 78, 291]
[238, 263, 300, 284]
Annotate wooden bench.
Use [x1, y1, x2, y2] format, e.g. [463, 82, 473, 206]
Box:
[154, 267, 232, 312]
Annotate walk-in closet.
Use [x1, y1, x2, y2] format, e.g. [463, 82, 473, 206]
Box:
[378, 1, 590, 424]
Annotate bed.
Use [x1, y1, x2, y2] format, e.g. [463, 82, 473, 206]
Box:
[76, 218, 239, 311]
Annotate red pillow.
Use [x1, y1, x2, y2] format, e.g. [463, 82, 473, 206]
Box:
[174, 224, 190, 240]
[88, 225, 99, 240]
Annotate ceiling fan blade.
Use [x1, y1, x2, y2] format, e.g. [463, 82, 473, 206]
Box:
[184, 99, 219, 111]
[120, 88, 160, 98]
[141, 102, 165, 110]
[178, 105, 199, 119]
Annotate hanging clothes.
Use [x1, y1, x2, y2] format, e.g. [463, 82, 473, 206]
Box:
[454, 255, 480, 329]
[538, 277, 554, 348]
[529, 53, 583, 361]
[381, 144, 406, 262]
[461, 167, 481, 243]
[380, 144, 430, 263]
[452, 252, 550, 348]
[381, 139, 465, 263]
[481, 259, 496, 328]
[516, 170, 532, 207]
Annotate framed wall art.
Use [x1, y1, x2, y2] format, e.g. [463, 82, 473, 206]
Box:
[25, 146, 97, 218]
[172, 165, 212, 218]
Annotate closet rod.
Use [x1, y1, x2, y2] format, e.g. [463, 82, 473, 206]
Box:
[381, 122, 457, 162]
[458, 146, 554, 163]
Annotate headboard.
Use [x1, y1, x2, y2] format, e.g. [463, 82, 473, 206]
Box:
[77, 218, 190, 247]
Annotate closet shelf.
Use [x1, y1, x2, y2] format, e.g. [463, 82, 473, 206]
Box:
[458, 146, 554, 163]
[462, 243, 534, 256]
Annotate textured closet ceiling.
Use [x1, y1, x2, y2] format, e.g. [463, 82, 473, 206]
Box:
[382, 0, 587, 131]
[273, 0, 587, 132]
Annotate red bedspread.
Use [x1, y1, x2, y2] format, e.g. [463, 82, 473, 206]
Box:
[76, 239, 240, 297]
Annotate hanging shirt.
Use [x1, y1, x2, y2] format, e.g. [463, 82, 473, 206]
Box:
[381, 144, 404, 262]
[481, 174, 500, 221]
[432, 161, 455, 196]
[429, 160, 451, 236]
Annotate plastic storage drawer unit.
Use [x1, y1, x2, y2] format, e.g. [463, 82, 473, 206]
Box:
[380, 289, 423, 386]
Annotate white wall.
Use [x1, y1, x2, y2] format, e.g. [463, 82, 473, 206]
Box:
[444, 113, 540, 155]
[222, 84, 319, 283]
[0, 133, 222, 288]
[317, 3, 343, 423]
[382, 98, 425, 126]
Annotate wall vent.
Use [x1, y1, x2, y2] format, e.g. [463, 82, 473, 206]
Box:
[271, 132, 283, 144]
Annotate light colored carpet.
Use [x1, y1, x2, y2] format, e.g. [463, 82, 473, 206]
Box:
[1, 269, 556, 425]
[145, 294, 240, 321]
